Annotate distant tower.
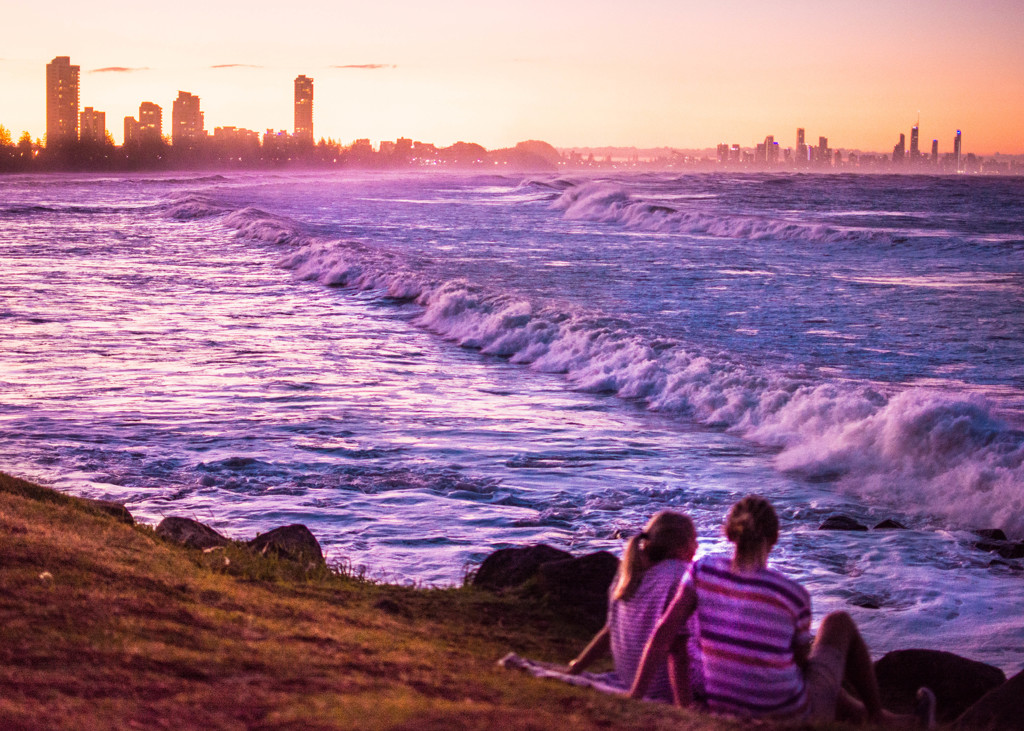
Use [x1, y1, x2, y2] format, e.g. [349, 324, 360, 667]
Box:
[79, 107, 106, 144]
[954, 130, 963, 172]
[893, 133, 906, 164]
[138, 102, 162, 142]
[46, 56, 80, 147]
[796, 127, 807, 164]
[910, 122, 920, 162]
[172, 91, 205, 145]
[931, 139, 938, 165]
[294, 75, 314, 144]
[124, 116, 139, 145]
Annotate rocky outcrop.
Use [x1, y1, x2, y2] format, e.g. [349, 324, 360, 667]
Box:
[156, 516, 230, 550]
[537, 551, 619, 631]
[819, 515, 868, 531]
[954, 669, 1024, 730]
[84, 498, 134, 525]
[873, 518, 908, 530]
[248, 524, 325, 565]
[875, 649, 1007, 722]
[471, 545, 572, 590]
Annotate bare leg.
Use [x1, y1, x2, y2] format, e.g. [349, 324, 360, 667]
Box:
[813, 612, 929, 728]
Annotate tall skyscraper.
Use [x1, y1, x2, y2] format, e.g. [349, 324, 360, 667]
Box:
[46, 56, 80, 146]
[138, 102, 162, 142]
[910, 124, 920, 161]
[796, 128, 807, 164]
[172, 91, 205, 145]
[294, 75, 314, 144]
[954, 130, 963, 172]
[931, 139, 939, 165]
[79, 107, 106, 144]
[893, 133, 906, 163]
[124, 116, 139, 146]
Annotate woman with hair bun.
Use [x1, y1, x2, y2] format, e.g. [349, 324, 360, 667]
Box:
[567, 511, 702, 705]
[630, 496, 935, 727]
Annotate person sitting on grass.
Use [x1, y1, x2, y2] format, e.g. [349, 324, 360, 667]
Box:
[567, 510, 703, 705]
[629, 495, 935, 727]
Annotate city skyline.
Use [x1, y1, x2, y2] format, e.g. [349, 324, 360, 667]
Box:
[3, 0, 1023, 154]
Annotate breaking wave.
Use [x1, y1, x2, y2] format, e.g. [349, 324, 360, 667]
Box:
[167, 200, 1024, 538]
[545, 179, 895, 245]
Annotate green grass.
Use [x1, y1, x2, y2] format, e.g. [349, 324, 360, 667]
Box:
[0, 470, 833, 730]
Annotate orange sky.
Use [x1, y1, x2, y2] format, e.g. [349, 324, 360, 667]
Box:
[2, 0, 1023, 154]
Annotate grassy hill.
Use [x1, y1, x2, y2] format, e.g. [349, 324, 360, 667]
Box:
[0, 470, 754, 730]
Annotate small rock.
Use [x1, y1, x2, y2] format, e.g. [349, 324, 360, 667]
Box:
[819, 515, 868, 531]
[84, 498, 134, 525]
[248, 524, 325, 565]
[471, 545, 572, 590]
[537, 551, 620, 631]
[975, 528, 1008, 541]
[373, 598, 406, 616]
[873, 519, 908, 530]
[156, 516, 230, 550]
[954, 668, 1024, 730]
[875, 649, 1006, 722]
[38, 571, 53, 584]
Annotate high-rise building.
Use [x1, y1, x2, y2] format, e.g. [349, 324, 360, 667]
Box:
[138, 102, 162, 142]
[79, 107, 106, 144]
[172, 91, 205, 145]
[46, 56, 80, 146]
[910, 124, 920, 161]
[294, 75, 314, 144]
[893, 133, 906, 163]
[796, 127, 807, 164]
[124, 116, 139, 146]
[931, 139, 939, 165]
[954, 130, 963, 172]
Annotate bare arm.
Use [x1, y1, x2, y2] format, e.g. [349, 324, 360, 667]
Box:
[567, 624, 610, 674]
[629, 581, 697, 700]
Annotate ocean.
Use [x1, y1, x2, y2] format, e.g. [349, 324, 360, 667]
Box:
[1, 170, 1022, 672]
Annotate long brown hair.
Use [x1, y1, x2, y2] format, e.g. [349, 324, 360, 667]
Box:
[613, 511, 696, 602]
[725, 495, 779, 556]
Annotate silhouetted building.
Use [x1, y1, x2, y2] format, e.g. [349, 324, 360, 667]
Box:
[46, 56, 80, 146]
[139, 102, 162, 141]
[796, 127, 807, 163]
[954, 130, 963, 172]
[910, 124, 920, 161]
[931, 139, 939, 166]
[172, 91, 205, 145]
[294, 75, 314, 144]
[817, 136, 830, 167]
[124, 116, 139, 146]
[893, 133, 906, 163]
[79, 107, 106, 144]
[717, 143, 729, 164]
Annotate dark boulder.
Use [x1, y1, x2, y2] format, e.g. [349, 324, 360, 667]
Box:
[84, 498, 134, 525]
[248, 524, 325, 565]
[875, 649, 1006, 722]
[537, 551, 620, 632]
[156, 516, 230, 550]
[819, 515, 868, 531]
[975, 539, 1024, 560]
[874, 519, 908, 530]
[955, 668, 1024, 730]
[472, 544, 572, 590]
[975, 529, 1008, 541]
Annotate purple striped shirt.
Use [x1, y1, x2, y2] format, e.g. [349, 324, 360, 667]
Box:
[608, 558, 701, 702]
[679, 555, 812, 717]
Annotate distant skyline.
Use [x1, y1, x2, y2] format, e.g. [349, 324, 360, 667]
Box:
[3, 0, 1023, 154]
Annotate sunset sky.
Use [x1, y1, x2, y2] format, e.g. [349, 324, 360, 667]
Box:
[3, 0, 1023, 154]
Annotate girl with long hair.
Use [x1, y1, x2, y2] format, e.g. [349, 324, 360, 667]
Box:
[567, 510, 701, 704]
